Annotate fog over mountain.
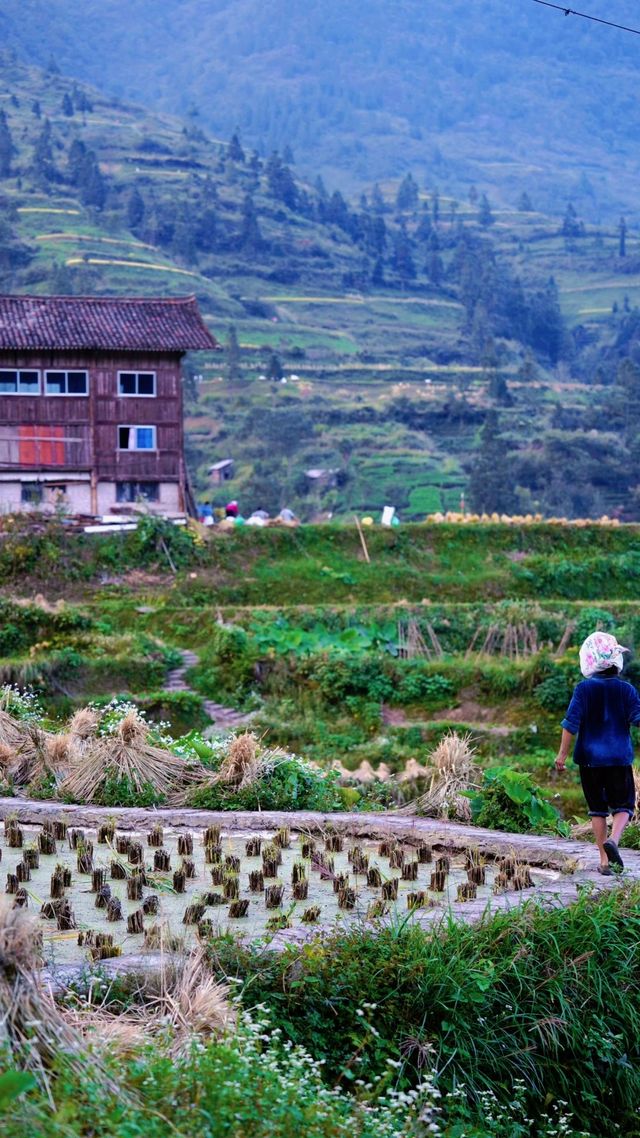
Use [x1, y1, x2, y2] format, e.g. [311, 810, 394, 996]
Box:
[2, 0, 640, 215]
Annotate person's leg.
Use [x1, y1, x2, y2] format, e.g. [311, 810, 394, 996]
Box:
[610, 811, 630, 844]
[579, 767, 610, 867]
[602, 767, 635, 867]
[590, 814, 609, 867]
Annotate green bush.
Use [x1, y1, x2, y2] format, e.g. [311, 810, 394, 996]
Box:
[189, 757, 342, 812]
[467, 766, 566, 833]
[90, 775, 165, 808]
[534, 669, 574, 712]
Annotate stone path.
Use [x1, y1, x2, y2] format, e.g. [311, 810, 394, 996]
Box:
[165, 648, 254, 732]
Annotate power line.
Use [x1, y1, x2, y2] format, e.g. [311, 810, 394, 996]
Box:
[531, 0, 640, 36]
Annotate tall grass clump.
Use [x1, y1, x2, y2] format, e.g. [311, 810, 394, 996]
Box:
[208, 883, 640, 1135]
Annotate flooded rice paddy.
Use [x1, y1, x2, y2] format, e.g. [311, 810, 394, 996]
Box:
[2, 818, 560, 966]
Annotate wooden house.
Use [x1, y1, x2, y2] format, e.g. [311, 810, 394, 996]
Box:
[208, 458, 234, 485]
[0, 294, 217, 516]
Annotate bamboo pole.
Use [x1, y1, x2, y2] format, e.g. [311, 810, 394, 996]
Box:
[354, 515, 371, 563]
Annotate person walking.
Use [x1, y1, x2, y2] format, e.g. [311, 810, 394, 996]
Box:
[555, 630, 640, 873]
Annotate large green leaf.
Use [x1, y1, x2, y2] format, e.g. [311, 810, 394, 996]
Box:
[0, 1069, 36, 1110]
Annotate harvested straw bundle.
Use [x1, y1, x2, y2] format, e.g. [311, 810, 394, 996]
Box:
[217, 732, 261, 789]
[395, 731, 477, 820]
[68, 948, 233, 1058]
[61, 710, 203, 803]
[0, 897, 85, 1095]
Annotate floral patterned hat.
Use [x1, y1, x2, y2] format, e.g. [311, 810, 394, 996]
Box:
[579, 631, 629, 678]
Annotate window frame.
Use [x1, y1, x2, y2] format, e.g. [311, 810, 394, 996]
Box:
[0, 369, 41, 396]
[117, 425, 158, 452]
[44, 370, 89, 397]
[117, 370, 157, 398]
[21, 483, 44, 505]
[116, 481, 160, 503]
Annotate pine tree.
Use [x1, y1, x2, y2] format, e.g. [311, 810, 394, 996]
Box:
[518, 191, 533, 212]
[127, 186, 145, 229]
[239, 193, 262, 251]
[227, 132, 245, 163]
[67, 138, 87, 184]
[226, 325, 241, 383]
[32, 119, 57, 185]
[396, 172, 419, 211]
[267, 352, 283, 382]
[391, 223, 416, 284]
[0, 111, 14, 178]
[61, 92, 74, 117]
[31, 99, 41, 118]
[425, 250, 444, 287]
[478, 193, 494, 227]
[78, 153, 106, 209]
[468, 411, 517, 514]
[619, 216, 627, 258]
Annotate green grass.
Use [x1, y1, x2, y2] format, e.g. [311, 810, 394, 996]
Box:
[211, 883, 640, 1135]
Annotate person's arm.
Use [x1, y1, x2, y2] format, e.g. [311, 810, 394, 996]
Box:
[555, 727, 575, 771]
[626, 683, 640, 727]
[556, 685, 582, 770]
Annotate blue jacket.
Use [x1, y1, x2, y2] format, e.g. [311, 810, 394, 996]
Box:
[561, 675, 640, 767]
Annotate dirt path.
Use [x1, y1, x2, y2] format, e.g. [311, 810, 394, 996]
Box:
[165, 648, 254, 732]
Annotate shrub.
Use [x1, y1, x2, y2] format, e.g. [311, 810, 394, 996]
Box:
[467, 766, 566, 833]
[89, 775, 166, 808]
[534, 669, 574, 712]
[189, 756, 342, 812]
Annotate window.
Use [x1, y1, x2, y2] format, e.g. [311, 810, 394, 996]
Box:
[0, 370, 40, 395]
[118, 425, 157, 451]
[21, 483, 43, 504]
[116, 481, 160, 503]
[45, 370, 89, 396]
[118, 371, 156, 397]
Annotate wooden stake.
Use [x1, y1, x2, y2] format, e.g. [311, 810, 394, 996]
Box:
[354, 515, 371, 563]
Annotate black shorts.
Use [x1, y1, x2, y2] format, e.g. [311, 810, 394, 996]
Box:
[579, 765, 636, 818]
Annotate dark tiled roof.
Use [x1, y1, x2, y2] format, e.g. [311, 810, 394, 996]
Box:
[0, 294, 218, 352]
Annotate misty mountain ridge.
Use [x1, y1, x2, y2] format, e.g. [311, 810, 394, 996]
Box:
[1, 0, 639, 218]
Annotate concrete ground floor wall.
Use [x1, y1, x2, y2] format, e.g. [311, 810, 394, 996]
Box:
[0, 474, 182, 515]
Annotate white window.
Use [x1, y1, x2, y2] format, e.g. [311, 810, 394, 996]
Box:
[0, 369, 40, 395]
[118, 425, 157, 451]
[45, 370, 89, 396]
[118, 371, 156, 397]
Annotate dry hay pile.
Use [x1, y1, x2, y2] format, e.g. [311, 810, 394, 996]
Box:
[61, 710, 203, 804]
[65, 948, 234, 1058]
[193, 731, 290, 798]
[0, 898, 85, 1097]
[396, 731, 478, 821]
[0, 696, 58, 789]
[216, 731, 261, 789]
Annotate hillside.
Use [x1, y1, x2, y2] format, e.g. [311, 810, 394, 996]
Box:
[2, 57, 640, 519]
[1, 0, 640, 215]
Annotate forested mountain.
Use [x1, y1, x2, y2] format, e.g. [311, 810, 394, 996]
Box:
[1, 0, 639, 215]
[2, 55, 640, 520]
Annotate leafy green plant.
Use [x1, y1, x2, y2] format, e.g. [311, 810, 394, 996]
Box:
[189, 756, 342, 812]
[90, 775, 166, 808]
[0, 1070, 36, 1113]
[534, 669, 574, 712]
[467, 765, 566, 834]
